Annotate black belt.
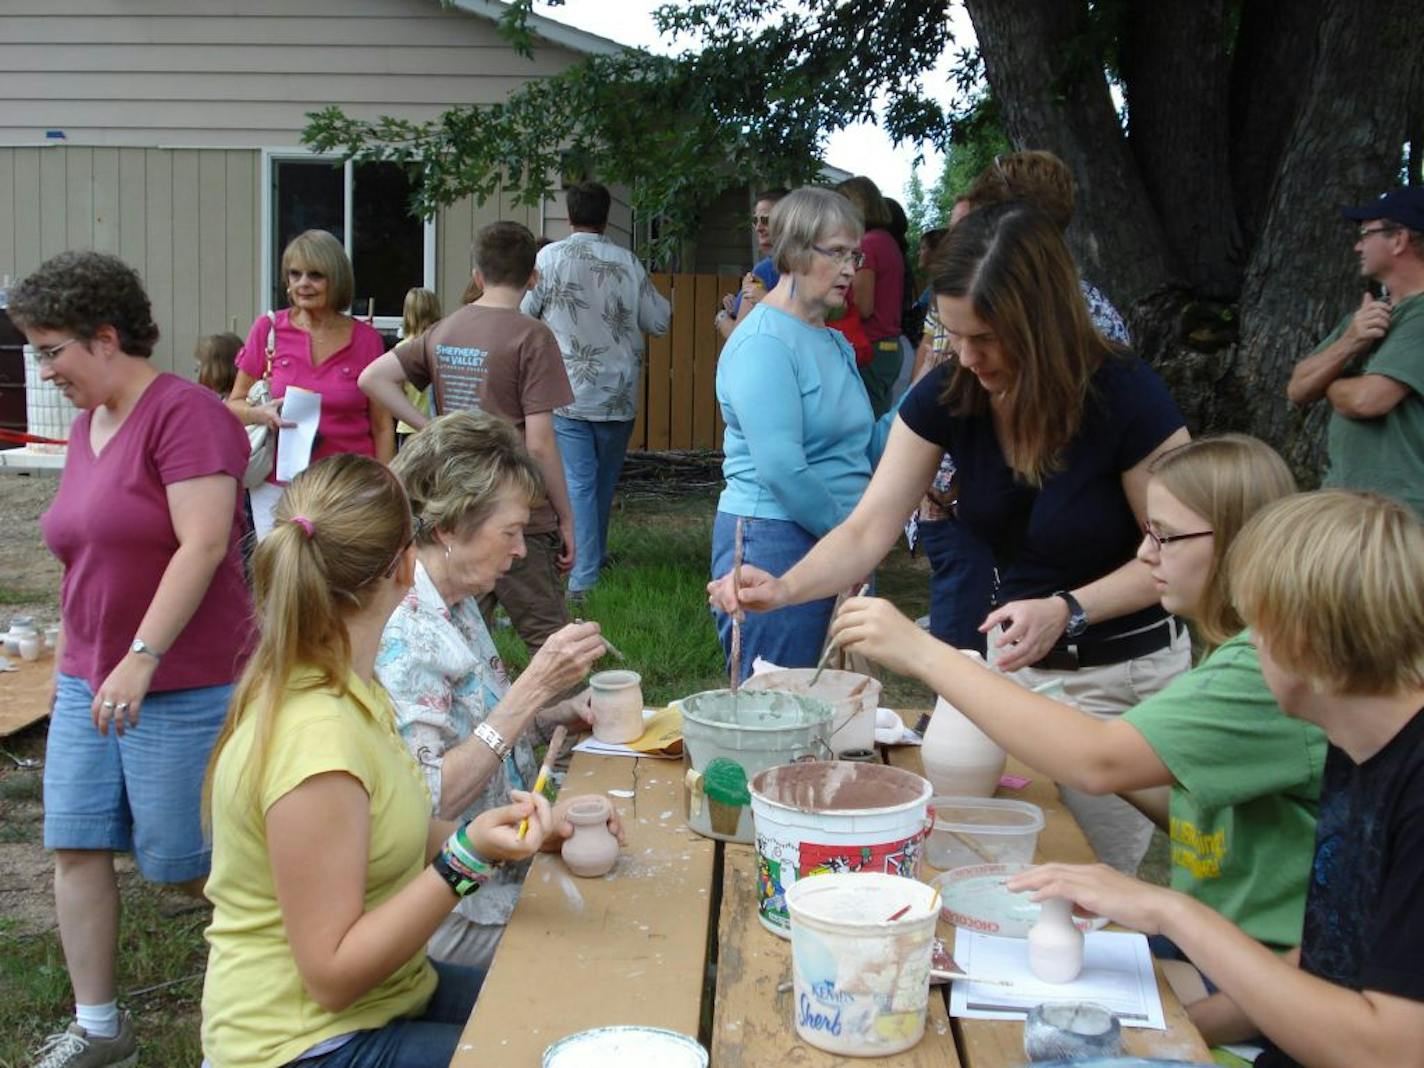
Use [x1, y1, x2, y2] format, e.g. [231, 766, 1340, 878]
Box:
[1029, 618, 1185, 672]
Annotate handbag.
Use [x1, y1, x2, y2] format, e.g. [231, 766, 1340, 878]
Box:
[242, 311, 279, 489]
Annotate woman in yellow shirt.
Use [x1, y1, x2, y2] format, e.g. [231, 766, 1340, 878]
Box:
[200, 454, 552, 1068]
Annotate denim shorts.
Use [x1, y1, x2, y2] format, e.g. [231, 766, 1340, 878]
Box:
[44, 672, 233, 883]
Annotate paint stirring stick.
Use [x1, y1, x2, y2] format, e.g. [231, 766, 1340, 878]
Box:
[517, 725, 567, 841]
[729, 516, 744, 692]
[810, 582, 870, 686]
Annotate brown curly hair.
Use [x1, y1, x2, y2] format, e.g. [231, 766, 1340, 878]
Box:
[8, 250, 161, 357]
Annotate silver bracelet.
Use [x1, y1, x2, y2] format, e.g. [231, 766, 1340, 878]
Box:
[472, 721, 511, 761]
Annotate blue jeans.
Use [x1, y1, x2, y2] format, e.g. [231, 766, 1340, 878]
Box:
[300, 960, 486, 1067]
[917, 517, 996, 656]
[554, 415, 635, 593]
[44, 673, 232, 883]
[711, 512, 837, 684]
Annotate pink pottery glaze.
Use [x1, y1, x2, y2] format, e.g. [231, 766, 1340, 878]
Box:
[561, 796, 620, 878]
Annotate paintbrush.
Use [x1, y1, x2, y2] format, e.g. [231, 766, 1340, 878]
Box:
[810, 582, 871, 686]
[517, 724, 567, 841]
[929, 969, 1016, 987]
[572, 617, 626, 662]
[729, 516, 744, 692]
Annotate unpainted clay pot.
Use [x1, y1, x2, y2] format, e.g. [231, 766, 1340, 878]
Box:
[561, 796, 620, 878]
[1028, 897, 1084, 983]
[590, 670, 644, 744]
[920, 686, 1007, 797]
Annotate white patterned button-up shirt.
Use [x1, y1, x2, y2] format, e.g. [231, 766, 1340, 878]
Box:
[522, 231, 671, 422]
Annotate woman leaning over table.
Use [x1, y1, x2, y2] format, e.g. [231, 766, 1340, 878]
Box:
[201, 454, 553, 1068]
[377, 410, 620, 971]
[9, 251, 252, 1068]
[226, 229, 393, 539]
[711, 201, 1193, 873]
[712, 186, 880, 682]
[832, 435, 1326, 1044]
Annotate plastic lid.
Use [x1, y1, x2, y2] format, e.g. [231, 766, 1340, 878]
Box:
[931, 796, 1045, 833]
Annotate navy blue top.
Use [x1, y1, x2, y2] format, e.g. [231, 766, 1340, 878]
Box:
[897, 354, 1184, 643]
[730, 257, 781, 317]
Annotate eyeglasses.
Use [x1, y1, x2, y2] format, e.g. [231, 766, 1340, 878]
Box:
[33, 338, 82, 365]
[811, 244, 866, 270]
[752, 214, 771, 227]
[1357, 225, 1400, 240]
[1143, 524, 1213, 550]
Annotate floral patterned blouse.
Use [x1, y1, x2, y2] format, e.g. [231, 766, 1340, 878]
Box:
[375, 561, 540, 928]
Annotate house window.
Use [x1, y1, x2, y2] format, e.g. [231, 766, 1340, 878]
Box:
[264, 152, 435, 331]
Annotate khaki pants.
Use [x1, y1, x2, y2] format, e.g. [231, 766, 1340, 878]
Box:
[479, 530, 569, 656]
[988, 621, 1191, 873]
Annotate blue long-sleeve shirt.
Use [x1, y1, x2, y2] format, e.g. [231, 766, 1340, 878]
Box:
[716, 304, 875, 536]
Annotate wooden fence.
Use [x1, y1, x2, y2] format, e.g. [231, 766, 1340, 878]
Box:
[629, 272, 740, 452]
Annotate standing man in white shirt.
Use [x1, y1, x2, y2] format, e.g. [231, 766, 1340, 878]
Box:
[522, 181, 671, 601]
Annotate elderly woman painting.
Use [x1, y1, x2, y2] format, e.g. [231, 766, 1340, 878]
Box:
[378, 411, 618, 969]
[712, 186, 878, 681]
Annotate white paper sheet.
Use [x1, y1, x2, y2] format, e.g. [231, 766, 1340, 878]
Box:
[275, 386, 321, 483]
[570, 710, 681, 760]
[949, 929, 1166, 1030]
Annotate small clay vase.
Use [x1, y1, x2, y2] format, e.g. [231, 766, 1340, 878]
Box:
[919, 653, 1007, 797]
[561, 796, 620, 878]
[1028, 897, 1084, 983]
[590, 670, 644, 744]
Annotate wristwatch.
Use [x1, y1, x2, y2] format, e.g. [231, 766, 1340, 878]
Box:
[473, 721, 511, 760]
[1053, 591, 1089, 638]
[130, 638, 163, 663]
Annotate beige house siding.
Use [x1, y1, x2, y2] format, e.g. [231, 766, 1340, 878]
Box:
[0, 146, 258, 377]
[0, 0, 590, 146]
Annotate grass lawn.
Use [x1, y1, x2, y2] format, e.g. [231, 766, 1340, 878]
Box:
[0, 484, 1162, 1063]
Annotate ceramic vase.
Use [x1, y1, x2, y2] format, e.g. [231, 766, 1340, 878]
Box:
[1028, 897, 1084, 983]
[18, 633, 41, 661]
[561, 797, 619, 877]
[920, 658, 1007, 797]
[590, 670, 644, 745]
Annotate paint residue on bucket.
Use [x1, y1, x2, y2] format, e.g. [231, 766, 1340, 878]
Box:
[541, 1026, 707, 1067]
[786, 873, 937, 1057]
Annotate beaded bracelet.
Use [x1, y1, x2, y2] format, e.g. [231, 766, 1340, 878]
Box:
[432, 823, 497, 898]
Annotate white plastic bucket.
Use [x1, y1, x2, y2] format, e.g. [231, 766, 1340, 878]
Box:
[786, 872, 938, 1057]
[741, 667, 881, 755]
[750, 762, 933, 937]
[680, 689, 834, 843]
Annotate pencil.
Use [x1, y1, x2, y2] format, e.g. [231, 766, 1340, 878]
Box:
[517, 724, 567, 841]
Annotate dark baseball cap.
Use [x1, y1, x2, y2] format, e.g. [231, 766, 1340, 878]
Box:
[1340, 186, 1424, 231]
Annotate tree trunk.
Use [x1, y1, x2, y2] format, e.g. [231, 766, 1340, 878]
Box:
[1123, 0, 1241, 298]
[1228, 0, 1321, 247]
[964, 0, 1175, 309]
[1232, 0, 1424, 480]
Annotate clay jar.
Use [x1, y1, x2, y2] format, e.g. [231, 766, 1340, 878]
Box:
[590, 669, 644, 744]
[920, 681, 1007, 798]
[1028, 897, 1085, 983]
[561, 796, 620, 878]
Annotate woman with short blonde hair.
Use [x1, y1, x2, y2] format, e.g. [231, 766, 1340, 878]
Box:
[378, 411, 618, 970]
[227, 229, 393, 539]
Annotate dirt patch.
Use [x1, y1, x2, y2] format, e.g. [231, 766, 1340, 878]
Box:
[0, 472, 61, 619]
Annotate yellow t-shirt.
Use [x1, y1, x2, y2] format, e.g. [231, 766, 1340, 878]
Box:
[201, 669, 438, 1068]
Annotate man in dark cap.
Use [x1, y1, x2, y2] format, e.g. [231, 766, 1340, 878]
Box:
[1287, 187, 1424, 516]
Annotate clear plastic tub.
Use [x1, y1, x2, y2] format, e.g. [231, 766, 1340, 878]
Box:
[925, 796, 1044, 871]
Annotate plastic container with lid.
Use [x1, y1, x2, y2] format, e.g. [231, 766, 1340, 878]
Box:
[925, 795, 1044, 871]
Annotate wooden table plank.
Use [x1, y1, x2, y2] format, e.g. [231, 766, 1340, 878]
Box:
[451, 752, 715, 1066]
[711, 843, 962, 1068]
[0, 654, 54, 737]
[886, 717, 1213, 1066]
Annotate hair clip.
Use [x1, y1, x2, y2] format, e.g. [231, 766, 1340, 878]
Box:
[291, 516, 316, 539]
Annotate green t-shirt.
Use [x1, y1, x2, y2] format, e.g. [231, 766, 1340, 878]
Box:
[1122, 633, 1327, 947]
[1316, 292, 1424, 516]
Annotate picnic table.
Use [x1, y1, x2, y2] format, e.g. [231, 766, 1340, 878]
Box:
[452, 714, 1213, 1066]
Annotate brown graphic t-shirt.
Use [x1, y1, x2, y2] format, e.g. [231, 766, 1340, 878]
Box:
[395, 304, 573, 533]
